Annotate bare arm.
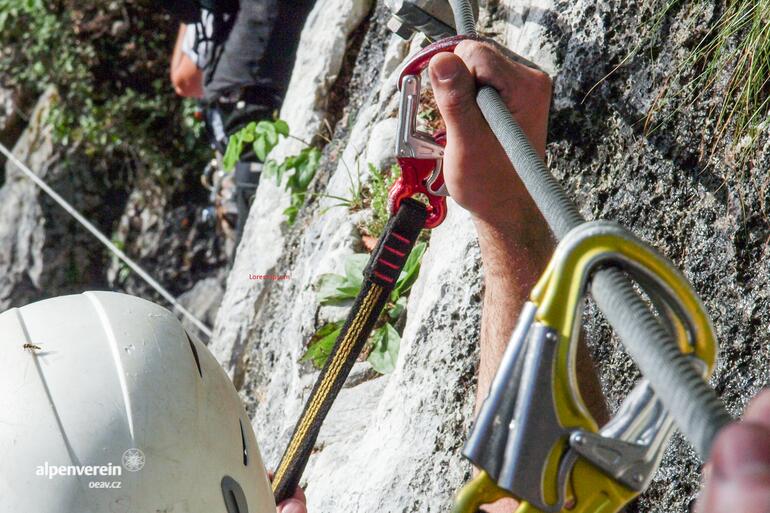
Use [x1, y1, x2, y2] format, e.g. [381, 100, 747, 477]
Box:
[170, 23, 203, 98]
[429, 40, 604, 512]
[429, 39, 554, 408]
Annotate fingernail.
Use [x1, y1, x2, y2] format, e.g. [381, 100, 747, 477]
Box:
[430, 54, 461, 82]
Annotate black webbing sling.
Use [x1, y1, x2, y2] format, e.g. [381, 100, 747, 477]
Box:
[272, 199, 428, 503]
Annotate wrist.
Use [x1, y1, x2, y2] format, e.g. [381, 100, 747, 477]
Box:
[472, 202, 555, 280]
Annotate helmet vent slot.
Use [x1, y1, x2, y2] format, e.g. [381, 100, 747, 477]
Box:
[221, 476, 249, 513]
[186, 332, 203, 378]
[239, 419, 249, 466]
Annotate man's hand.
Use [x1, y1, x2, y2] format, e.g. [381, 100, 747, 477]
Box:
[697, 389, 770, 512]
[428, 39, 551, 227]
[170, 23, 203, 98]
[269, 474, 307, 513]
[428, 40, 607, 513]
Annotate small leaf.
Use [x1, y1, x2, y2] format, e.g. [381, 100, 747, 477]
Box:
[263, 159, 279, 179]
[388, 296, 407, 320]
[302, 323, 343, 368]
[367, 323, 401, 374]
[274, 119, 290, 137]
[253, 137, 268, 162]
[118, 266, 131, 283]
[296, 150, 319, 189]
[316, 273, 349, 304]
[334, 286, 362, 298]
[297, 166, 315, 190]
[256, 120, 278, 146]
[283, 205, 299, 224]
[240, 122, 257, 142]
[222, 133, 243, 171]
[344, 254, 370, 286]
[273, 161, 288, 183]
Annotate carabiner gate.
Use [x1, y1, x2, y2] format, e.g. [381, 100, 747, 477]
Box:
[453, 221, 718, 513]
[388, 35, 469, 229]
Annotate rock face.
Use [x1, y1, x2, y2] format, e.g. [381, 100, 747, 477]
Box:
[0, 87, 224, 335]
[0, 88, 124, 310]
[211, 1, 769, 513]
[543, 1, 769, 511]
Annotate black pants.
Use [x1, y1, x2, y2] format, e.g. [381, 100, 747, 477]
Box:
[234, 160, 261, 246]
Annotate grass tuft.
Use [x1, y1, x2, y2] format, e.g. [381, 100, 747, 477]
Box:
[645, 0, 770, 155]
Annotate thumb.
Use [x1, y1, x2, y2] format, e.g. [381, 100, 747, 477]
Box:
[429, 53, 487, 140]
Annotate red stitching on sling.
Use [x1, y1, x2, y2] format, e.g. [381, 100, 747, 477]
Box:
[391, 232, 410, 244]
[373, 271, 394, 283]
[384, 245, 405, 257]
[378, 258, 399, 270]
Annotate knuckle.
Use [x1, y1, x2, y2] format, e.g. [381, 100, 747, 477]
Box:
[530, 69, 553, 98]
[455, 40, 496, 67]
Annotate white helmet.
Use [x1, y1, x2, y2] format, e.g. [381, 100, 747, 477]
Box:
[0, 291, 276, 513]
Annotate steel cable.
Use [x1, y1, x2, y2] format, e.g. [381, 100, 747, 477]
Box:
[0, 141, 213, 339]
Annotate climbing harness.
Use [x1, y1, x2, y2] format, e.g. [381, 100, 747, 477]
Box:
[272, 36, 482, 502]
[0, 141, 213, 339]
[452, 221, 717, 513]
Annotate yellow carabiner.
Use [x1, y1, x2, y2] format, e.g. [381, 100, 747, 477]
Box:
[453, 221, 718, 513]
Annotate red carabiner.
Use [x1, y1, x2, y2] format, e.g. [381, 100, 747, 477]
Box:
[388, 35, 470, 229]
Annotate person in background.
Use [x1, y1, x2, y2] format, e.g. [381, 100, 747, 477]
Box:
[167, 0, 315, 248]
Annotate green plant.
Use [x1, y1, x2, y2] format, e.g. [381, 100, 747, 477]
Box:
[303, 242, 427, 374]
[223, 119, 289, 170]
[321, 160, 366, 212]
[224, 120, 321, 224]
[302, 322, 343, 368]
[667, 0, 770, 151]
[265, 147, 322, 224]
[598, 1, 770, 155]
[0, 1, 207, 180]
[365, 163, 401, 238]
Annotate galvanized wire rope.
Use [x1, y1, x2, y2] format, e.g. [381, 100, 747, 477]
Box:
[0, 141, 213, 339]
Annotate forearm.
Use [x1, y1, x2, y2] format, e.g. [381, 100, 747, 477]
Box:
[473, 192, 608, 426]
[471, 200, 553, 513]
[474, 199, 554, 410]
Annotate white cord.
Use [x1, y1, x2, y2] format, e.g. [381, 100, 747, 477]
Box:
[0, 141, 214, 339]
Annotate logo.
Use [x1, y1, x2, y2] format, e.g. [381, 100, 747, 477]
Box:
[121, 448, 145, 472]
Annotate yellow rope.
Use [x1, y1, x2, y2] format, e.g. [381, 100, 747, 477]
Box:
[273, 284, 385, 489]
